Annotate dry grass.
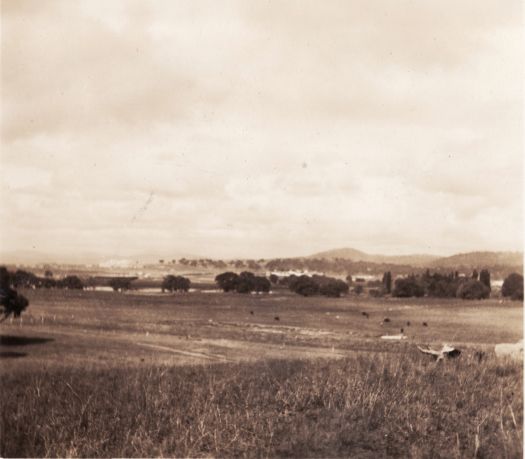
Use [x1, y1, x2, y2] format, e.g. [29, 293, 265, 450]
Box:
[1, 352, 522, 458]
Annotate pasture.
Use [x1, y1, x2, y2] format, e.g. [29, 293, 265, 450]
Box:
[0, 289, 523, 457]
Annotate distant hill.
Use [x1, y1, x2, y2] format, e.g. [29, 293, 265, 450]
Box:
[429, 251, 523, 269]
[308, 247, 439, 266]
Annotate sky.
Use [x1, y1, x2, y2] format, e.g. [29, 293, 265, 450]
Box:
[1, 0, 523, 263]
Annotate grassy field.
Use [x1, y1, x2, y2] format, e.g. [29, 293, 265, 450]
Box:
[0, 289, 522, 457]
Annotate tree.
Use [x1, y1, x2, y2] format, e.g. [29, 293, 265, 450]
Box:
[269, 274, 279, 284]
[215, 272, 240, 292]
[479, 269, 491, 291]
[58, 275, 84, 290]
[502, 273, 524, 300]
[382, 271, 392, 294]
[392, 276, 425, 298]
[424, 272, 460, 298]
[456, 279, 490, 300]
[44, 270, 53, 278]
[0, 267, 29, 322]
[162, 275, 190, 292]
[235, 272, 256, 294]
[253, 276, 271, 293]
[12, 269, 39, 288]
[108, 277, 137, 292]
[289, 275, 319, 297]
[472, 269, 479, 280]
[319, 279, 349, 298]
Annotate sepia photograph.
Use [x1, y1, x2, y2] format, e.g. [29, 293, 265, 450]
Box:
[1, 0, 523, 457]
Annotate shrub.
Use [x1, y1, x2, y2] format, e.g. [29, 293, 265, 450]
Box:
[456, 279, 490, 300]
[502, 273, 523, 300]
[353, 285, 364, 295]
[392, 276, 424, 298]
[369, 288, 382, 298]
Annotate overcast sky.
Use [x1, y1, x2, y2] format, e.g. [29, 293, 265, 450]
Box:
[1, 0, 523, 262]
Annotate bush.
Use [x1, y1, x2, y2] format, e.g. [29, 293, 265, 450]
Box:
[162, 275, 190, 293]
[353, 285, 364, 295]
[456, 279, 490, 300]
[502, 273, 523, 300]
[392, 276, 425, 298]
[368, 288, 382, 298]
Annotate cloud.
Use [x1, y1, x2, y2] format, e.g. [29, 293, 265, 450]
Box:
[0, 0, 522, 261]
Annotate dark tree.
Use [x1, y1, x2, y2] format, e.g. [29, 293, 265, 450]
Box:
[12, 269, 39, 288]
[162, 275, 190, 292]
[472, 269, 479, 280]
[479, 269, 491, 291]
[501, 273, 524, 300]
[392, 276, 425, 298]
[289, 275, 319, 297]
[346, 274, 353, 285]
[319, 279, 349, 298]
[0, 267, 29, 322]
[215, 272, 240, 292]
[253, 276, 271, 293]
[456, 279, 490, 300]
[269, 274, 279, 284]
[108, 277, 137, 292]
[382, 271, 392, 294]
[58, 275, 84, 290]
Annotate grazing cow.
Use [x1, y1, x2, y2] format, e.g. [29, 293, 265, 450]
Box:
[406, 321, 411, 326]
[400, 328, 404, 333]
[383, 317, 390, 323]
[422, 322, 428, 327]
[250, 310, 254, 315]
[362, 312, 369, 318]
[274, 316, 280, 321]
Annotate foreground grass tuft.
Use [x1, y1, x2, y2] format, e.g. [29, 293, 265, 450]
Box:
[1, 352, 522, 458]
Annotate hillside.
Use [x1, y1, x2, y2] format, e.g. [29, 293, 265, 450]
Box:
[429, 251, 523, 269]
[308, 247, 439, 266]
